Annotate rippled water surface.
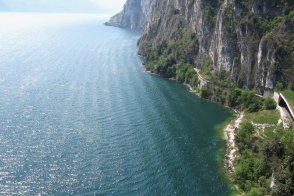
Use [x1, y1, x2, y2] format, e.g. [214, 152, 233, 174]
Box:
[0, 13, 232, 195]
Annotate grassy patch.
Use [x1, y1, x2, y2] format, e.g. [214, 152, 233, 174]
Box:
[281, 90, 294, 112]
[244, 110, 280, 124]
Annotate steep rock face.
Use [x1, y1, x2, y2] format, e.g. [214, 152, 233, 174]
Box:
[256, 21, 294, 92]
[108, 0, 143, 29]
[108, 0, 155, 29]
[109, 0, 294, 94]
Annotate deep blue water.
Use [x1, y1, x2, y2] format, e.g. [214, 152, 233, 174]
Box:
[0, 13, 232, 195]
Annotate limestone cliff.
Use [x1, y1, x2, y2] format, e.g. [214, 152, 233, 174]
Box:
[108, 0, 294, 94]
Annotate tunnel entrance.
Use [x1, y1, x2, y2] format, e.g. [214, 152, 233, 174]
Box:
[279, 96, 294, 119]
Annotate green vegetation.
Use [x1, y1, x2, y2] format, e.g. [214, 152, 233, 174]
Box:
[223, 4, 238, 43]
[232, 93, 294, 195]
[199, 84, 227, 104]
[201, 1, 218, 28]
[199, 57, 214, 80]
[227, 88, 242, 107]
[245, 110, 280, 125]
[235, 122, 255, 152]
[198, 70, 294, 195]
[258, 10, 294, 33]
[240, 9, 294, 36]
[239, 91, 263, 113]
[143, 29, 199, 89]
[226, 89, 264, 113]
[199, 58, 236, 89]
[227, 90, 286, 195]
[264, 97, 277, 110]
[237, 7, 294, 88]
[198, 85, 272, 113]
[276, 82, 284, 92]
[175, 62, 198, 88]
[234, 121, 294, 195]
[290, 83, 294, 91]
[200, 86, 212, 100]
[265, 15, 294, 86]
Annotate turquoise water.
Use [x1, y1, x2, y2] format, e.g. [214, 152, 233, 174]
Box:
[0, 13, 232, 195]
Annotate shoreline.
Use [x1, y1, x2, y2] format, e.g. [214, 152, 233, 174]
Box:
[224, 112, 244, 174]
[141, 65, 195, 92]
[142, 64, 245, 194]
[142, 64, 243, 174]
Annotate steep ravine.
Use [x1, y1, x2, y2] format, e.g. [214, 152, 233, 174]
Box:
[109, 0, 294, 95]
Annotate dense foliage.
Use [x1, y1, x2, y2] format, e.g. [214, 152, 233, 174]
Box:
[143, 29, 199, 88]
[264, 97, 277, 110]
[258, 10, 294, 33]
[175, 62, 198, 88]
[232, 91, 293, 195]
[234, 122, 294, 195]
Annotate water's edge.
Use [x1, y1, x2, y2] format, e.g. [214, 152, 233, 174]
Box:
[0, 14, 234, 194]
[136, 31, 239, 194]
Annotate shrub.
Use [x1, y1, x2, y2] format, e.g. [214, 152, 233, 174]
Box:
[236, 122, 255, 151]
[227, 88, 242, 107]
[239, 91, 262, 112]
[289, 83, 294, 91]
[200, 86, 211, 99]
[200, 57, 214, 79]
[234, 150, 266, 192]
[263, 98, 277, 110]
[276, 82, 284, 92]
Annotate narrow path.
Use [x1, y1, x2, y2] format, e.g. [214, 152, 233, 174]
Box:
[224, 112, 244, 173]
[194, 68, 210, 83]
[277, 106, 292, 129]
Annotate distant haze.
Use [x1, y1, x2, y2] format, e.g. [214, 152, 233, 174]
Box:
[0, 0, 126, 14]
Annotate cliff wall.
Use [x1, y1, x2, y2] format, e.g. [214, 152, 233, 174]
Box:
[109, 0, 294, 94]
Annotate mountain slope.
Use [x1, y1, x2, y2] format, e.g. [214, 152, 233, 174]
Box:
[109, 0, 294, 95]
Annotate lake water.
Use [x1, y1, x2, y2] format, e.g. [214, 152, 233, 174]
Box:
[0, 13, 232, 195]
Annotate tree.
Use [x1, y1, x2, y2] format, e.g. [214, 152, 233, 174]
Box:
[227, 88, 242, 107]
[234, 150, 266, 192]
[236, 122, 255, 151]
[239, 91, 262, 112]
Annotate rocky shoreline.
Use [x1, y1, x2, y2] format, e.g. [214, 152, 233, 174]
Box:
[142, 64, 244, 174]
[224, 112, 244, 173]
